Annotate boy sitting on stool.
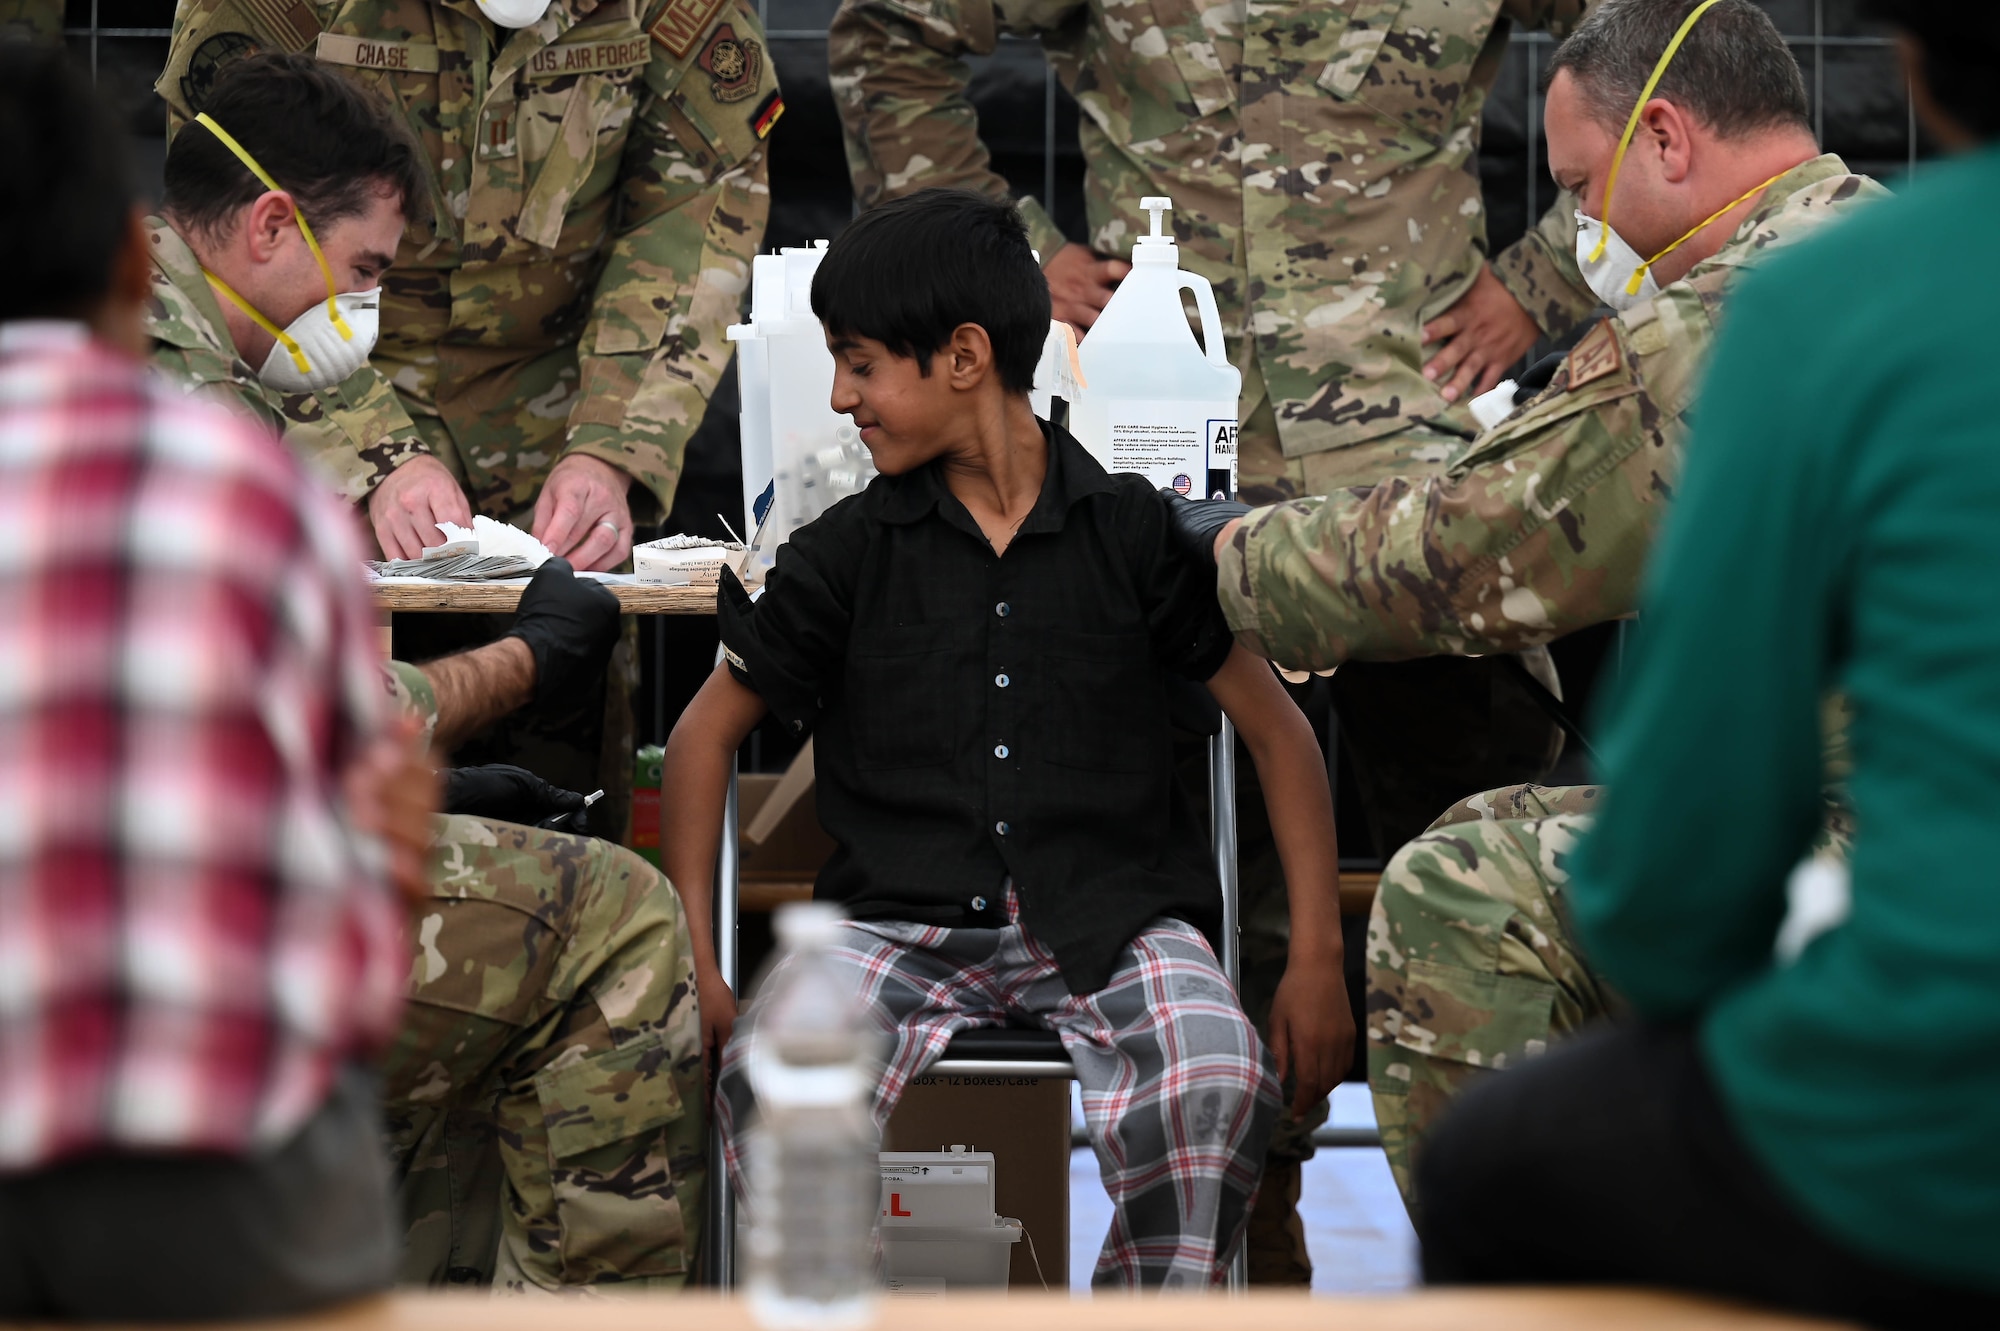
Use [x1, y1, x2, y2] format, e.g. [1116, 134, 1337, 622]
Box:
[661, 189, 1352, 1289]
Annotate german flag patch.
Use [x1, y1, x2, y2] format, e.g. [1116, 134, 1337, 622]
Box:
[750, 89, 784, 139]
[648, 0, 727, 59]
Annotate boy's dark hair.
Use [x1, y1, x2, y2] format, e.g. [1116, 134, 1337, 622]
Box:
[1544, 0, 1811, 140]
[1868, 3, 2000, 140]
[0, 44, 135, 322]
[164, 53, 430, 244]
[811, 189, 1051, 395]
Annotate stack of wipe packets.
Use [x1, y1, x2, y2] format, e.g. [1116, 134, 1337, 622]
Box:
[367, 517, 552, 581]
[633, 533, 744, 586]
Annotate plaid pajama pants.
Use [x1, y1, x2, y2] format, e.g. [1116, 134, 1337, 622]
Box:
[717, 890, 1281, 1289]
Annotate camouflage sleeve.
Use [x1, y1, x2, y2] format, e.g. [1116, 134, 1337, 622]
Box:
[828, 0, 1074, 263]
[157, 0, 435, 500]
[1492, 189, 1600, 341]
[1218, 294, 1714, 669]
[385, 659, 440, 749]
[277, 366, 434, 505]
[564, 0, 777, 516]
[0, 0, 63, 41]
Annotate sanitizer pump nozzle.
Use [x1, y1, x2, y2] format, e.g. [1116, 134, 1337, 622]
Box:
[1134, 197, 1175, 263]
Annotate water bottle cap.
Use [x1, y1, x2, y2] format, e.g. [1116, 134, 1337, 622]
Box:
[775, 900, 846, 946]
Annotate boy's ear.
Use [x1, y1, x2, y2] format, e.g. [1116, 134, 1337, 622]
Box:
[944, 322, 994, 392]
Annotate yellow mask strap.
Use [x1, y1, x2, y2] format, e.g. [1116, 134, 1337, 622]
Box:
[193, 111, 353, 343]
[1621, 165, 1794, 296]
[204, 268, 312, 378]
[1590, 0, 1725, 264]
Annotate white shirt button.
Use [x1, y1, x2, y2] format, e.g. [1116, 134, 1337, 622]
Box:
[995, 673, 1009, 688]
[993, 744, 1009, 759]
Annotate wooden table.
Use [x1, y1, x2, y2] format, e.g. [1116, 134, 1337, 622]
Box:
[369, 580, 714, 614]
[13, 1289, 1854, 1331]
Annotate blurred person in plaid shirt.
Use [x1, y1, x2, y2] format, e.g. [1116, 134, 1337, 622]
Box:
[0, 44, 431, 1320]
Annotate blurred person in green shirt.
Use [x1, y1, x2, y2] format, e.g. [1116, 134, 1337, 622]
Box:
[1415, 6, 2000, 1323]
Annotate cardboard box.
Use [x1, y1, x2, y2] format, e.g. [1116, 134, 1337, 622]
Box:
[737, 771, 836, 911]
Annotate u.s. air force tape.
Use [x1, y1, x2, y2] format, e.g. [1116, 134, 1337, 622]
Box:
[527, 33, 651, 77]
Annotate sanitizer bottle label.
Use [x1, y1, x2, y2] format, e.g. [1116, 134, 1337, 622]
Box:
[1108, 400, 1240, 499]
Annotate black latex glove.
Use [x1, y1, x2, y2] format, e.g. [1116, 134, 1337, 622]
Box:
[1159, 488, 1252, 567]
[442, 764, 590, 830]
[506, 557, 621, 707]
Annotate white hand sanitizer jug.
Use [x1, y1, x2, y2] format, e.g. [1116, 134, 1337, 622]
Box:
[1070, 197, 1242, 498]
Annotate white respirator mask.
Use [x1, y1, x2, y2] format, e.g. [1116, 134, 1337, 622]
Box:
[193, 112, 384, 393]
[1574, 211, 1661, 312]
[253, 287, 381, 392]
[474, 0, 554, 28]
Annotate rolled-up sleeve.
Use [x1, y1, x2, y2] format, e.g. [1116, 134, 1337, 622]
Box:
[715, 513, 861, 735]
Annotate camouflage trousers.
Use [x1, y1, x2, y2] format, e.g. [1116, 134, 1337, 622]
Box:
[380, 815, 705, 1291]
[1366, 783, 1855, 1215]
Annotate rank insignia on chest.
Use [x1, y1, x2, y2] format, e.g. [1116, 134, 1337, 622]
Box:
[697, 23, 761, 103]
[479, 106, 518, 160]
[648, 0, 725, 58]
[1564, 319, 1624, 391]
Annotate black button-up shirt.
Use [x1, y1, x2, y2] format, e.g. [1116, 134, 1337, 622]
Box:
[718, 422, 1234, 993]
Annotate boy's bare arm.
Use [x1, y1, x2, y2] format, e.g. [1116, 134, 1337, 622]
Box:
[661, 661, 770, 1063]
[1205, 642, 1355, 1117]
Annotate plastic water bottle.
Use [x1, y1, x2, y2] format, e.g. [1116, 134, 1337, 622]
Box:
[1071, 196, 1243, 499]
[745, 903, 883, 1329]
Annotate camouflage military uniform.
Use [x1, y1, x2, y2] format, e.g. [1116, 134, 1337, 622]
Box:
[1206, 157, 1886, 1208]
[157, 0, 777, 817]
[1219, 157, 1886, 669]
[829, 0, 1596, 500]
[384, 664, 706, 1290]
[1369, 774, 1856, 1211]
[157, 0, 776, 521]
[386, 810, 706, 1290]
[0, 0, 61, 42]
[145, 259, 707, 1289]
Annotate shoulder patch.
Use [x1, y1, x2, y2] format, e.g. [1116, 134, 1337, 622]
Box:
[648, 0, 726, 58]
[697, 22, 761, 102]
[1564, 318, 1622, 391]
[181, 31, 263, 114]
[749, 88, 783, 139]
